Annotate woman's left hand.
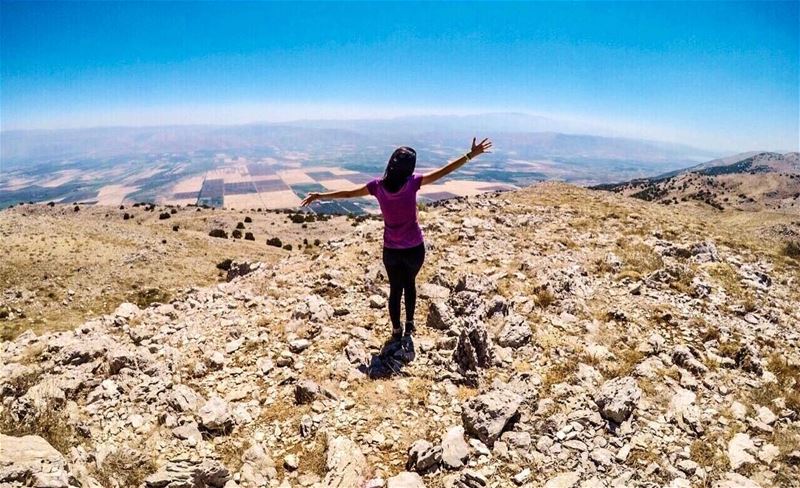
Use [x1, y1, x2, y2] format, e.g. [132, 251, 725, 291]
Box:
[468, 137, 493, 158]
[301, 192, 320, 206]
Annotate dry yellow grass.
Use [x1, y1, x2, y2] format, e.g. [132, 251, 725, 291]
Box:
[0, 203, 355, 339]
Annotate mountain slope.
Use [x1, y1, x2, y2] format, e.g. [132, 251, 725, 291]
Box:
[1, 183, 798, 488]
[593, 152, 800, 213]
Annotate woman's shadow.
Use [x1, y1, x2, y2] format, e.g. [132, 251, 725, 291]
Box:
[359, 336, 416, 379]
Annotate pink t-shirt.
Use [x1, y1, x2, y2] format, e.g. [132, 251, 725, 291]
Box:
[366, 174, 425, 249]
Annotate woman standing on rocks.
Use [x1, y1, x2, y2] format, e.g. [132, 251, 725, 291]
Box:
[301, 137, 493, 340]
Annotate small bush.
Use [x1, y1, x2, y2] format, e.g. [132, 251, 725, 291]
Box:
[131, 288, 170, 308]
[159, 212, 171, 220]
[236, 222, 245, 229]
[283, 244, 293, 251]
[244, 216, 252, 223]
[232, 229, 242, 239]
[244, 232, 255, 241]
[172, 225, 179, 232]
[209, 229, 228, 239]
[267, 237, 282, 248]
[783, 241, 800, 260]
[216, 259, 233, 271]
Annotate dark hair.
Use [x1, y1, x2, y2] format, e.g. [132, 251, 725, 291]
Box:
[382, 146, 416, 193]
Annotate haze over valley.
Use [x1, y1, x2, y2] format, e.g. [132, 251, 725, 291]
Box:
[0, 114, 726, 211]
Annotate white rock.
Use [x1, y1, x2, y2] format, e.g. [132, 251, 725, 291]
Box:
[387, 472, 426, 488]
[440, 426, 469, 469]
[544, 472, 581, 488]
[727, 433, 756, 470]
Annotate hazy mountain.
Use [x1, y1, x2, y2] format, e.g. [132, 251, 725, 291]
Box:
[0, 114, 722, 169]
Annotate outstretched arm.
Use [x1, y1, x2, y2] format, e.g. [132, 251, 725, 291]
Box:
[300, 184, 369, 206]
[421, 137, 493, 186]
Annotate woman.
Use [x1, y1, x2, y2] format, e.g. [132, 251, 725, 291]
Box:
[301, 137, 493, 340]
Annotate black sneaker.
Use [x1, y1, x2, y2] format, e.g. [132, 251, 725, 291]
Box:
[390, 325, 404, 341]
[404, 321, 416, 337]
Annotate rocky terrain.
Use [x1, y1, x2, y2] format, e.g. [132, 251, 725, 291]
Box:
[1, 182, 799, 488]
[593, 152, 800, 214]
[0, 202, 363, 340]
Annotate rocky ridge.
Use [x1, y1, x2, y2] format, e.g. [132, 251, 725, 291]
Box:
[1, 182, 799, 488]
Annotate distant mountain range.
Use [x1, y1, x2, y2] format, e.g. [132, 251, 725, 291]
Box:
[592, 152, 800, 213]
[0, 113, 722, 170]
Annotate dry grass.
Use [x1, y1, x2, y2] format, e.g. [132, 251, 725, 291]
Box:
[541, 357, 578, 393]
[532, 285, 556, 308]
[690, 436, 728, 473]
[215, 437, 252, 473]
[616, 241, 663, 280]
[706, 263, 746, 300]
[0, 403, 81, 455]
[94, 448, 157, 488]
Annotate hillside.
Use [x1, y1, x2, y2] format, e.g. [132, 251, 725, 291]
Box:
[0, 202, 366, 340]
[592, 152, 800, 213]
[1, 183, 799, 488]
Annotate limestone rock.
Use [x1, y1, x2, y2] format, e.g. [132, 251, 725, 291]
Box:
[496, 313, 531, 348]
[543, 472, 581, 488]
[323, 436, 368, 488]
[440, 425, 469, 469]
[461, 387, 523, 446]
[387, 471, 426, 488]
[145, 459, 230, 488]
[0, 434, 73, 487]
[594, 376, 641, 424]
[198, 396, 234, 433]
[406, 440, 441, 473]
[727, 433, 756, 470]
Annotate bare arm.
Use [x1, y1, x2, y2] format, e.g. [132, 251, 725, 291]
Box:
[300, 184, 369, 206]
[421, 137, 493, 186]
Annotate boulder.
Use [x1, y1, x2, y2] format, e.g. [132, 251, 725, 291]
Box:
[406, 439, 441, 473]
[440, 426, 469, 469]
[496, 313, 531, 348]
[292, 295, 334, 322]
[735, 344, 764, 375]
[387, 471, 426, 488]
[461, 387, 523, 446]
[445, 471, 488, 488]
[543, 472, 581, 488]
[727, 433, 757, 470]
[0, 434, 73, 487]
[168, 384, 205, 413]
[672, 345, 708, 375]
[454, 273, 493, 294]
[453, 319, 494, 376]
[145, 459, 230, 488]
[426, 301, 456, 330]
[295, 379, 325, 405]
[594, 376, 641, 424]
[323, 436, 368, 488]
[198, 396, 234, 433]
[239, 443, 277, 487]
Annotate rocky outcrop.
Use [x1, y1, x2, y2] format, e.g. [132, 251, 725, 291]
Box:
[594, 376, 642, 424]
[0, 434, 75, 487]
[461, 387, 523, 446]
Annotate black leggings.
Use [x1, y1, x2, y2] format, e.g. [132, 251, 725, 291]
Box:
[382, 243, 426, 329]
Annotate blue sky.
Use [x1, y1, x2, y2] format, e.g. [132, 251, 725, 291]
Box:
[1, 1, 797, 152]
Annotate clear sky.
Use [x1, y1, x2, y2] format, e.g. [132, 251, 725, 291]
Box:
[1, 1, 797, 152]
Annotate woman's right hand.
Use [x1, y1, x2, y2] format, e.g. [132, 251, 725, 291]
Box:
[468, 137, 493, 158]
[300, 192, 320, 206]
